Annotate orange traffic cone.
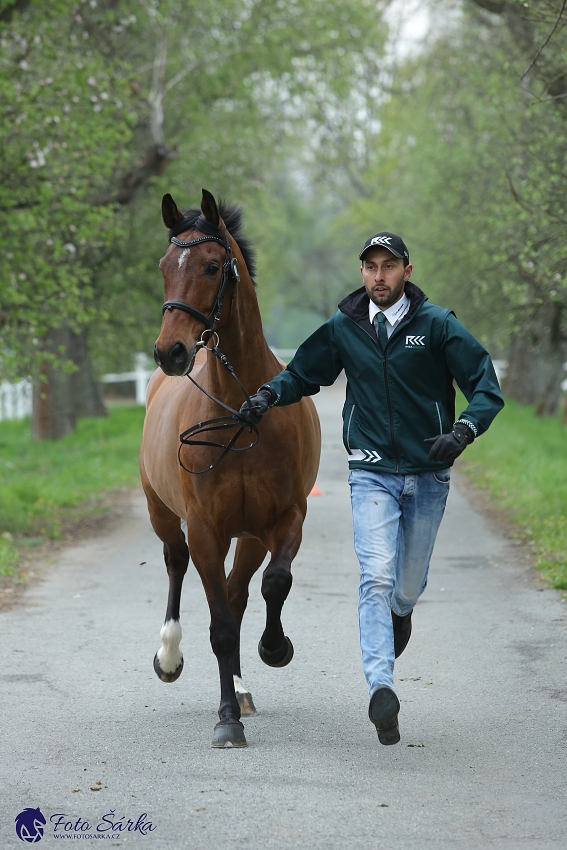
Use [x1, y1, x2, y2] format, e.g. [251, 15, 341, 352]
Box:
[309, 482, 323, 496]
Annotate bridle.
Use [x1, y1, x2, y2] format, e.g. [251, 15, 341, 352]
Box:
[162, 215, 240, 341]
[160, 216, 259, 475]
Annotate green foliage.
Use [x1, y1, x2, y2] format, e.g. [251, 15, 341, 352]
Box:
[461, 396, 567, 589]
[0, 406, 145, 543]
[0, 0, 389, 379]
[0, 535, 18, 577]
[0, 0, 137, 377]
[345, 1, 567, 356]
[245, 179, 362, 346]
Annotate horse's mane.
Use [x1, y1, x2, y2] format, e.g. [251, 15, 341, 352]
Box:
[169, 201, 257, 285]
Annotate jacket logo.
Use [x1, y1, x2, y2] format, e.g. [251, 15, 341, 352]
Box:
[370, 236, 392, 247]
[405, 335, 425, 347]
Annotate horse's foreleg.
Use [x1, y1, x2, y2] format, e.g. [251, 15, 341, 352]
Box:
[187, 520, 246, 748]
[142, 476, 189, 683]
[227, 537, 268, 716]
[258, 506, 304, 668]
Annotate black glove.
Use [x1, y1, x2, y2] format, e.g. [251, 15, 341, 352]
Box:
[425, 421, 475, 464]
[238, 387, 276, 425]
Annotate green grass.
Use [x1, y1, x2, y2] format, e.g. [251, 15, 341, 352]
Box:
[0, 406, 145, 576]
[459, 394, 567, 589]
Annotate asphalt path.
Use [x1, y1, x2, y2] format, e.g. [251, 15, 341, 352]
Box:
[1, 384, 566, 849]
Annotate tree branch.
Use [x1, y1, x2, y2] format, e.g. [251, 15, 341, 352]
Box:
[0, 0, 31, 24]
[521, 0, 567, 80]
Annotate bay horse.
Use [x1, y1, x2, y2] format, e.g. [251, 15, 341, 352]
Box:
[139, 189, 321, 748]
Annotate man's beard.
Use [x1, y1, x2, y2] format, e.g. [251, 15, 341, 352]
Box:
[369, 273, 405, 308]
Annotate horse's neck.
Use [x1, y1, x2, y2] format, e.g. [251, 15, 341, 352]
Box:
[206, 279, 275, 404]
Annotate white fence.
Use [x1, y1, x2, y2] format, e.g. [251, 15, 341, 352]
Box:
[101, 352, 154, 406]
[0, 379, 33, 423]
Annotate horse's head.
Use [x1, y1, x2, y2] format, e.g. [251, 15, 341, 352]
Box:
[154, 188, 235, 376]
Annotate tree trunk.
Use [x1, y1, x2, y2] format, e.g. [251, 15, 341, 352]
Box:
[32, 326, 106, 440]
[69, 330, 107, 419]
[503, 303, 567, 416]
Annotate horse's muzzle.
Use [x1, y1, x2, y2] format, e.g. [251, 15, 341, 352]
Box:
[154, 341, 195, 377]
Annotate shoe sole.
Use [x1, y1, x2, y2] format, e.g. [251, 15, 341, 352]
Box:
[369, 687, 401, 745]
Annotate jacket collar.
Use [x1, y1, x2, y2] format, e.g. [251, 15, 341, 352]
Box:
[338, 281, 427, 339]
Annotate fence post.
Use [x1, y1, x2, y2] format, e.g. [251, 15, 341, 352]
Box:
[135, 353, 151, 406]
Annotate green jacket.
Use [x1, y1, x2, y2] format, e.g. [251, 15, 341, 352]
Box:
[266, 281, 504, 474]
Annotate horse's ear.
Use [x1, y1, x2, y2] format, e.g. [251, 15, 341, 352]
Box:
[162, 194, 183, 229]
[200, 188, 220, 228]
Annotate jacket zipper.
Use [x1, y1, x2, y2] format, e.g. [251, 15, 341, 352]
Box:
[342, 314, 402, 471]
[435, 402, 443, 435]
[346, 404, 355, 452]
[382, 352, 400, 472]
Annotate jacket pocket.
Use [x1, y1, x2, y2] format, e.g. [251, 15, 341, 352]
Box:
[427, 401, 449, 437]
[343, 402, 357, 453]
[433, 468, 451, 484]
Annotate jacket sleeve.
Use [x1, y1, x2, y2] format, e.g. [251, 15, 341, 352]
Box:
[440, 313, 504, 436]
[264, 315, 344, 406]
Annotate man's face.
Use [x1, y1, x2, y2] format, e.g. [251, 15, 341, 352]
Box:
[360, 247, 412, 309]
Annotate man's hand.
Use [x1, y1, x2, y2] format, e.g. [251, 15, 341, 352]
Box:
[425, 421, 475, 465]
[238, 387, 276, 425]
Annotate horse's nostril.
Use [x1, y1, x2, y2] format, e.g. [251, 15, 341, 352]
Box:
[153, 344, 162, 367]
[170, 342, 188, 365]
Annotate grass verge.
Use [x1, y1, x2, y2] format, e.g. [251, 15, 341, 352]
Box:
[459, 395, 567, 590]
[0, 406, 145, 579]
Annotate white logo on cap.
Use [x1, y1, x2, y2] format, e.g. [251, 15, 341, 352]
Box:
[370, 236, 392, 246]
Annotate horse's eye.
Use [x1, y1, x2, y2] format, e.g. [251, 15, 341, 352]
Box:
[205, 263, 220, 276]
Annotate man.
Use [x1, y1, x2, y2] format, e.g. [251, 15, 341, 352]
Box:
[240, 231, 504, 745]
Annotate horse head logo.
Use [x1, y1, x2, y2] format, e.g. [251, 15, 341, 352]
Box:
[15, 808, 46, 843]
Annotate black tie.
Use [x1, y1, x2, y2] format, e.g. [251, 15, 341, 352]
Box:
[374, 311, 388, 350]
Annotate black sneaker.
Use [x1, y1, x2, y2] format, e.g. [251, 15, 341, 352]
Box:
[369, 686, 400, 745]
[392, 610, 412, 658]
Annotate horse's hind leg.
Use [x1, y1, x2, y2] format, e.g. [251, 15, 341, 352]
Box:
[227, 537, 268, 716]
[259, 506, 304, 668]
[142, 476, 189, 683]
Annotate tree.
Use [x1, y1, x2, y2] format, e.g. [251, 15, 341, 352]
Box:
[344, 0, 567, 414]
[0, 0, 390, 436]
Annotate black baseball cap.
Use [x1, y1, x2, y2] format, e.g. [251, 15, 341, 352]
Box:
[359, 232, 409, 262]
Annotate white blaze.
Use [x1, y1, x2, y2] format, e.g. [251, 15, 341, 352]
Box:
[178, 248, 190, 269]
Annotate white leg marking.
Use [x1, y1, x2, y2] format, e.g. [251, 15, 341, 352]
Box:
[157, 619, 183, 673]
[233, 675, 250, 695]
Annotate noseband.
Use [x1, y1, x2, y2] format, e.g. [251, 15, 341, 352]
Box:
[161, 215, 240, 341]
[160, 215, 257, 475]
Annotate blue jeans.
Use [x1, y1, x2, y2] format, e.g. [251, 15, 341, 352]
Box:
[349, 468, 450, 698]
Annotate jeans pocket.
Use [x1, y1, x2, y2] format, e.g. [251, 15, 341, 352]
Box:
[433, 468, 451, 485]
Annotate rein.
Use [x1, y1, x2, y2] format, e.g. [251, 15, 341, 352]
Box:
[161, 217, 259, 475]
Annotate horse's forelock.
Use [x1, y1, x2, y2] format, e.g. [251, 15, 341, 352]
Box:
[168, 200, 257, 283]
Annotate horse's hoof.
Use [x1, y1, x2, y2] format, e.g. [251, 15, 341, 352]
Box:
[153, 652, 184, 683]
[211, 721, 247, 748]
[258, 636, 294, 668]
[233, 675, 257, 716]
